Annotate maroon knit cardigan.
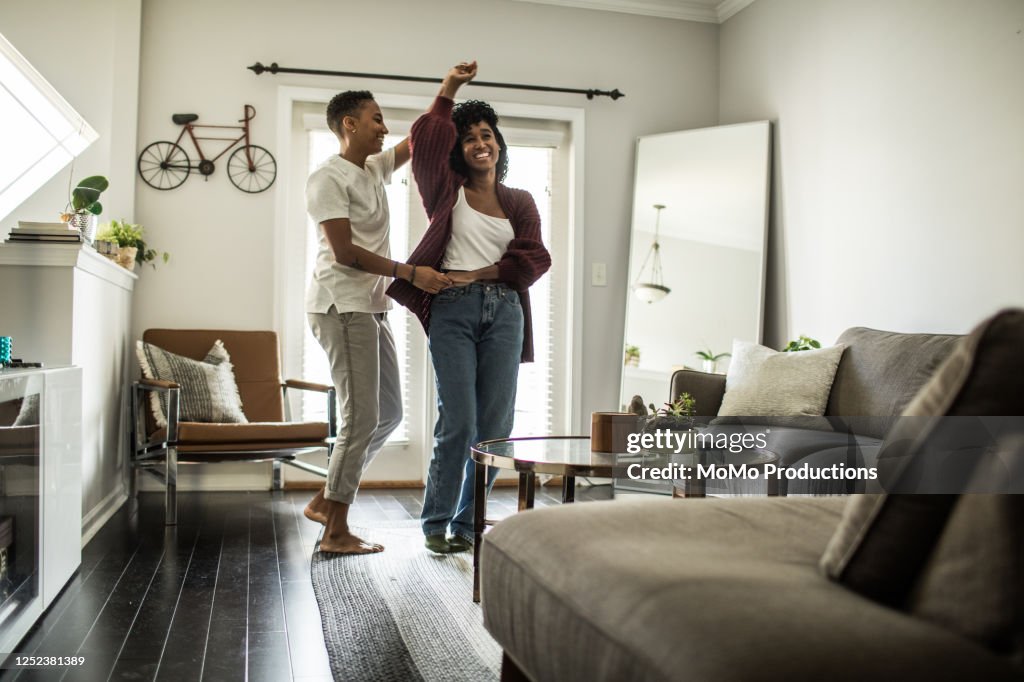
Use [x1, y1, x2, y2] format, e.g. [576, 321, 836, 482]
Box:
[387, 96, 552, 362]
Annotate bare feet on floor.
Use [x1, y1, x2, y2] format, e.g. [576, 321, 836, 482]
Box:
[304, 487, 329, 525]
[318, 531, 384, 555]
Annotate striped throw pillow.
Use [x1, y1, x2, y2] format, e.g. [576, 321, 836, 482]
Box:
[136, 339, 248, 428]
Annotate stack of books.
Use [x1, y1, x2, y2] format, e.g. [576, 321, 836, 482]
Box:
[5, 222, 82, 244]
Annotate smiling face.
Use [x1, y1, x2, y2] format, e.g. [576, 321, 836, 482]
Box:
[460, 122, 501, 176]
[345, 100, 388, 153]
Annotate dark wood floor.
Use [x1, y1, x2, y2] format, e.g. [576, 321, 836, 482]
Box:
[1, 482, 613, 682]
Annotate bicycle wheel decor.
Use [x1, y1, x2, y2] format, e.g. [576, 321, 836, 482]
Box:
[227, 145, 277, 193]
[137, 141, 191, 190]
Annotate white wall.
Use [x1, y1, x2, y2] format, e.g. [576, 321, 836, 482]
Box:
[132, 0, 718, 453]
[0, 0, 141, 228]
[719, 0, 1024, 348]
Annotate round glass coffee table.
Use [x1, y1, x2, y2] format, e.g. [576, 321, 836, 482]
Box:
[470, 436, 624, 601]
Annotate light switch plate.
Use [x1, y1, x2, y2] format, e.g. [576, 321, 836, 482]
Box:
[592, 262, 607, 286]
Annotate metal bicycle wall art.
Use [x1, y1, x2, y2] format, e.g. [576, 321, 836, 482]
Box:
[137, 104, 277, 193]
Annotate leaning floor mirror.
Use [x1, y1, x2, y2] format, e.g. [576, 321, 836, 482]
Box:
[621, 121, 772, 418]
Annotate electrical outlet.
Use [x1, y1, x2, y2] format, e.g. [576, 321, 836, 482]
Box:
[592, 262, 607, 287]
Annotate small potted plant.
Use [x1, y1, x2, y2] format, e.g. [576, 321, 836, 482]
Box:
[624, 344, 641, 367]
[640, 393, 698, 456]
[95, 219, 169, 271]
[782, 335, 821, 352]
[60, 175, 108, 244]
[695, 348, 731, 374]
[646, 393, 697, 432]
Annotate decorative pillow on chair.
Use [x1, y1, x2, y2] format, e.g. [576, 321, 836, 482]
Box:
[136, 339, 248, 428]
[713, 339, 845, 428]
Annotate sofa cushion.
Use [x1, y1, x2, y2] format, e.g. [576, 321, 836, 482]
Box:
[715, 340, 845, 427]
[482, 497, 1019, 682]
[154, 421, 328, 444]
[137, 339, 248, 428]
[909, 490, 1024, 667]
[826, 327, 959, 438]
[821, 310, 1024, 611]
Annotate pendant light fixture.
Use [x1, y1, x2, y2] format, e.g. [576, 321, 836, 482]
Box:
[633, 204, 670, 303]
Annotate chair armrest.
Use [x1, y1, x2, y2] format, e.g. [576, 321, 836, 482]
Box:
[281, 379, 337, 439]
[139, 377, 180, 391]
[670, 369, 727, 417]
[132, 380, 181, 444]
[283, 379, 331, 393]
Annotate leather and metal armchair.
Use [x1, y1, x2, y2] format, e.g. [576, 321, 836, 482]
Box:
[129, 329, 335, 525]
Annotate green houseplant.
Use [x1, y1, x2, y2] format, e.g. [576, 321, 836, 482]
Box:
[646, 393, 697, 431]
[95, 219, 169, 271]
[782, 335, 821, 352]
[695, 347, 730, 373]
[624, 344, 640, 367]
[61, 175, 108, 243]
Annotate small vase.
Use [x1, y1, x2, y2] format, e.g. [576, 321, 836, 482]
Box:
[702, 359, 717, 374]
[67, 213, 97, 244]
[115, 246, 138, 271]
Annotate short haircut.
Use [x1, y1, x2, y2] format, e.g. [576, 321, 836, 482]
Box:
[325, 90, 375, 134]
[449, 100, 509, 183]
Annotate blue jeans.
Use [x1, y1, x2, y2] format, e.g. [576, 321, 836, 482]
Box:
[422, 283, 524, 541]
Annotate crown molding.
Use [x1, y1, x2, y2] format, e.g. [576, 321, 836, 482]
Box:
[507, 0, 756, 23]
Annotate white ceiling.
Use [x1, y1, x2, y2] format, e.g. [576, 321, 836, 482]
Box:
[507, 0, 756, 23]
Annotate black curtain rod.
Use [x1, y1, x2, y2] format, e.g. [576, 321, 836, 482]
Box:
[247, 62, 624, 101]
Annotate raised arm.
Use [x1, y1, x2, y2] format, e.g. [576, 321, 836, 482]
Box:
[410, 62, 478, 216]
[393, 137, 410, 170]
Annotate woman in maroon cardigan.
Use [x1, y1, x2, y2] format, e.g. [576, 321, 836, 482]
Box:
[388, 62, 551, 553]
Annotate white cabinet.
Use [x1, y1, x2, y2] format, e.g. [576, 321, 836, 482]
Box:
[0, 243, 135, 542]
[0, 367, 82, 653]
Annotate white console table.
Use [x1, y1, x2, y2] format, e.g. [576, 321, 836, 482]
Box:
[0, 243, 135, 543]
[0, 366, 82, 654]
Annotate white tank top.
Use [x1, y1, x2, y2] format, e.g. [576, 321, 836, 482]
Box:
[442, 187, 514, 271]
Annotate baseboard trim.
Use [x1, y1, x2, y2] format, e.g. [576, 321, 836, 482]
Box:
[81, 485, 129, 547]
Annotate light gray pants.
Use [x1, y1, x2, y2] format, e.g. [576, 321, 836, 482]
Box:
[307, 309, 402, 504]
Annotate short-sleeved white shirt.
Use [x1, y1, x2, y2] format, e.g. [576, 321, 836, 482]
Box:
[305, 147, 395, 314]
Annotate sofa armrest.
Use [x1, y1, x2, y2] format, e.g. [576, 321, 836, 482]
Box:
[670, 369, 726, 417]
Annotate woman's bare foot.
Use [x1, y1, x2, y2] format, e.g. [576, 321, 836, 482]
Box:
[318, 531, 384, 554]
[314, 498, 383, 554]
[304, 487, 329, 525]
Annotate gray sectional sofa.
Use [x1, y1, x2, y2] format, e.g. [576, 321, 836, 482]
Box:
[674, 326, 960, 494]
[480, 315, 1024, 681]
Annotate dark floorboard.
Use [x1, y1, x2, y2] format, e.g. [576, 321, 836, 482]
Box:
[1, 483, 613, 682]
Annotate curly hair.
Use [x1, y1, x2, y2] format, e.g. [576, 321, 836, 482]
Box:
[326, 90, 374, 134]
[449, 100, 509, 182]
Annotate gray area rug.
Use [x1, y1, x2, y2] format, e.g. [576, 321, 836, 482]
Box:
[311, 521, 500, 682]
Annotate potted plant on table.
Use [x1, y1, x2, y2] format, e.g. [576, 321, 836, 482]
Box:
[624, 344, 641, 367]
[60, 175, 108, 244]
[641, 393, 698, 455]
[95, 219, 169, 271]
